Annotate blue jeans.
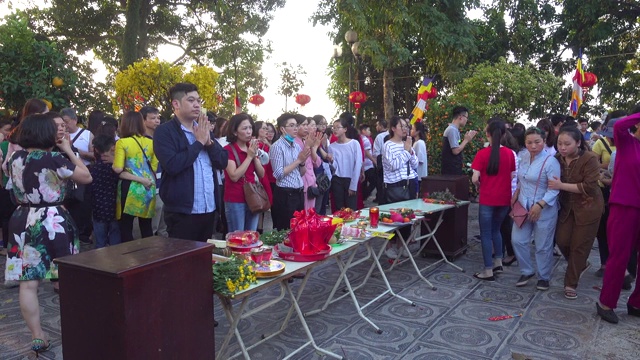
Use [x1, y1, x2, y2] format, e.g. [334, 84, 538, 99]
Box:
[225, 202, 259, 232]
[478, 205, 510, 269]
[93, 218, 121, 248]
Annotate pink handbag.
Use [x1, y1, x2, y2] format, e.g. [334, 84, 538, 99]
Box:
[510, 156, 550, 228]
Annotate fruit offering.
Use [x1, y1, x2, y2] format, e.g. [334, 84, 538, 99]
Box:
[333, 208, 361, 222]
[380, 211, 412, 224]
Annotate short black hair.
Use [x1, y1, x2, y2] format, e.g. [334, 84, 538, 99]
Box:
[276, 113, 297, 129]
[293, 113, 307, 125]
[169, 83, 198, 101]
[452, 106, 468, 119]
[359, 123, 370, 131]
[140, 106, 159, 120]
[377, 119, 388, 128]
[16, 114, 57, 149]
[92, 134, 116, 154]
[577, 117, 588, 124]
[550, 114, 565, 127]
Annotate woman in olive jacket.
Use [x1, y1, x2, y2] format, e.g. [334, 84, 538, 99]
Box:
[549, 126, 604, 300]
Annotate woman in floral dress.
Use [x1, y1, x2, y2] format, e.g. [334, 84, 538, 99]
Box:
[4, 114, 92, 355]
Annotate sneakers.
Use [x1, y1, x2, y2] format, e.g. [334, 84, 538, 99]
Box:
[516, 274, 535, 287]
[536, 280, 550, 291]
[385, 247, 399, 259]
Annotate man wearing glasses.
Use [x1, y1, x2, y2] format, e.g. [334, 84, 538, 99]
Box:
[269, 113, 311, 230]
[441, 106, 477, 175]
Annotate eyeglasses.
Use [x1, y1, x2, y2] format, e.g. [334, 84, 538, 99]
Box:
[285, 124, 299, 129]
[333, 126, 345, 130]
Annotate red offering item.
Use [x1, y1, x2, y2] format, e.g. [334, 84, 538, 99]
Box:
[369, 207, 379, 228]
[275, 243, 331, 262]
[226, 231, 260, 246]
[289, 209, 337, 255]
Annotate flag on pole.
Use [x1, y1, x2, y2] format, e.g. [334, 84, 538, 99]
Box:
[408, 77, 433, 124]
[570, 52, 585, 117]
[234, 94, 242, 114]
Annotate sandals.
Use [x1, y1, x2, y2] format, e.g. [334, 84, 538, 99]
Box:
[473, 272, 496, 282]
[32, 338, 50, 357]
[564, 287, 578, 300]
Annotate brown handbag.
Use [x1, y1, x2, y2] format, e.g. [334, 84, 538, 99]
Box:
[230, 145, 270, 213]
[510, 155, 550, 228]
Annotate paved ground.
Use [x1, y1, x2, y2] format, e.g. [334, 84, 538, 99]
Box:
[1, 203, 639, 359]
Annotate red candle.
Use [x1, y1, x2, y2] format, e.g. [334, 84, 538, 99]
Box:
[369, 207, 379, 228]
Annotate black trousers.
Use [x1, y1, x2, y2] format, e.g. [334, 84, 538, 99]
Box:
[375, 155, 385, 204]
[0, 187, 16, 249]
[66, 186, 93, 241]
[331, 177, 356, 211]
[119, 214, 152, 242]
[363, 168, 377, 200]
[272, 186, 304, 230]
[164, 211, 216, 242]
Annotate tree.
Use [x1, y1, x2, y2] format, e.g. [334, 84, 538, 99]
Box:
[314, 0, 477, 120]
[276, 62, 306, 112]
[0, 12, 96, 112]
[27, 0, 285, 70]
[113, 58, 219, 118]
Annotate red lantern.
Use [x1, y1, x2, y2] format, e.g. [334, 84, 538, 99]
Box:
[295, 94, 311, 106]
[349, 91, 367, 113]
[581, 72, 598, 87]
[248, 94, 265, 106]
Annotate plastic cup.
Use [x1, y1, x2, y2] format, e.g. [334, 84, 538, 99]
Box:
[261, 246, 273, 267]
[250, 248, 264, 265]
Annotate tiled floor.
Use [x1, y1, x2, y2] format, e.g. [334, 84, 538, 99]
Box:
[1, 203, 639, 359]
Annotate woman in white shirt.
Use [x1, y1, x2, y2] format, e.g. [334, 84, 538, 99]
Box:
[411, 121, 428, 198]
[383, 117, 419, 203]
[328, 118, 362, 210]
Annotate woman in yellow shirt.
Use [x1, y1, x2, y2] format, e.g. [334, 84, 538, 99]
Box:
[113, 111, 158, 242]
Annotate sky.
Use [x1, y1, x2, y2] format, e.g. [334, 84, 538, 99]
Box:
[1, 0, 340, 120]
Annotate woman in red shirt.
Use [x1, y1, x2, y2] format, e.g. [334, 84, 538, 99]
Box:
[223, 114, 265, 231]
[471, 119, 516, 281]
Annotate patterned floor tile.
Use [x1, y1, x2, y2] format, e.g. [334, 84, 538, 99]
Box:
[424, 269, 477, 289]
[401, 342, 492, 360]
[398, 283, 469, 307]
[466, 282, 537, 308]
[446, 299, 524, 329]
[335, 313, 430, 354]
[493, 345, 582, 360]
[368, 298, 449, 327]
[507, 321, 585, 355]
[419, 316, 508, 358]
[304, 337, 397, 360]
[521, 300, 597, 330]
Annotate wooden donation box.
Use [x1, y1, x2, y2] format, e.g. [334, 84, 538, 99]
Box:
[55, 237, 215, 360]
[421, 175, 470, 259]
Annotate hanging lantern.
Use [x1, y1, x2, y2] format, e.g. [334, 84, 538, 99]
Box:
[248, 94, 265, 106]
[295, 94, 311, 106]
[349, 91, 367, 113]
[581, 72, 598, 87]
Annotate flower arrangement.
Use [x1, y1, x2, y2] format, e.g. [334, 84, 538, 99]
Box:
[213, 255, 258, 297]
[260, 229, 289, 246]
[422, 189, 460, 205]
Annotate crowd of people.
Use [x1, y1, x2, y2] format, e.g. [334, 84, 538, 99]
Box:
[1, 82, 639, 355]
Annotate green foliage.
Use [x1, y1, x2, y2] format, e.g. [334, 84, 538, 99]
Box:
[276, 62, 306, 111]
[113, 58, 219, 118]
[451, 58, 565, 122]
[0, 12, 96, 112]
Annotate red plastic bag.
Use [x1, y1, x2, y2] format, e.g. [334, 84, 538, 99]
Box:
[289, 210, 312, 254]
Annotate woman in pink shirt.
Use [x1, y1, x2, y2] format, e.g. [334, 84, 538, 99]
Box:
[597, 110, 640, 324]
[294, 115, 322, 211]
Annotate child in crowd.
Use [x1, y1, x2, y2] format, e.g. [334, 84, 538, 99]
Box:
[89, 135, 121, 248]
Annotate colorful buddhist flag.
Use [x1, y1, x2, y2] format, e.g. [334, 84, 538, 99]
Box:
[408, 77, 433, 124]
[570, 52, 584, 117]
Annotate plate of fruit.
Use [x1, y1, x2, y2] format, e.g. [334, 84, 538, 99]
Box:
[332, 208, 362, 222]
[380, 210, 414, 225]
